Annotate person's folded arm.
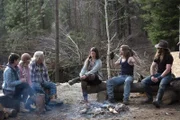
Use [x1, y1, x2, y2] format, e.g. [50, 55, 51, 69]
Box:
[85, 60, 102, 76]
[4, 69, 22, 87]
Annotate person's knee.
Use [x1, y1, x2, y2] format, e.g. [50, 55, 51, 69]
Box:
[107, 79, 114, 86]
[125, 78, 133, 84]
[159, 84, 166, 90]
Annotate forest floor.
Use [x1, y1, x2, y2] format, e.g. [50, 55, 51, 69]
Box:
[6, 83, 180, 120]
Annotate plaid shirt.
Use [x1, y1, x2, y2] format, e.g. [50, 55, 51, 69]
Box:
[30, 61, 50, 83]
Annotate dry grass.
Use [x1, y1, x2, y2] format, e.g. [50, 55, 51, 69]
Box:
[171, 52, 180, 77]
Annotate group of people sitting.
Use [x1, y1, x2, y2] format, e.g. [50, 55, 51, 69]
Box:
[79, 40, 174, 108]
[2, 51, 58, 112]
[0, 39, 174, 114]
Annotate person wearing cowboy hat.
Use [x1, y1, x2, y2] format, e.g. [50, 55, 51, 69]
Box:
[141, 40, 174, 108]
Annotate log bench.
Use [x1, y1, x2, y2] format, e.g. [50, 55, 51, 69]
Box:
[0, 93, 18, 120]
[86, 81, 180, 105]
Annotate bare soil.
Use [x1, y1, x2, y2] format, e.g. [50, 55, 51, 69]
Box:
[6, 83, 180, 120]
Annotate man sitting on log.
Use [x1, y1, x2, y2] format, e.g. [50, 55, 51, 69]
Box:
[106, 45, 140, 105]
[29, 51, 58, 111]
[141, 40, 174, 108]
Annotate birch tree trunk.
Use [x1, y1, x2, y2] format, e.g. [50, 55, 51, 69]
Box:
[55, 0, 59, 82]
[179, 6, 180, 58]
[104, 0, 111, 79]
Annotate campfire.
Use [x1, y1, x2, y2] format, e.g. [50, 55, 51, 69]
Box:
[79, 101, 129, 118]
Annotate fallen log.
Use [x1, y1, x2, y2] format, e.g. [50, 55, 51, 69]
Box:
[0, 111, 5, 120]
[0, 103, 17, 120]
[0, 104, 5, 120]
[87, 82, 161, 94]
[170, 79, 180, 91]
[87, 81, 178, 105]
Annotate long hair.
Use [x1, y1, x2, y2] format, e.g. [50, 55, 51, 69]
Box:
[120, 45, 134, 59]
[154, 48, 170, 62]
[84, 47, 100, 68]
[30, 51, 45, 65]
[19, 53, 31, 66]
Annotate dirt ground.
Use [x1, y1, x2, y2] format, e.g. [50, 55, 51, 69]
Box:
[4, 83, 180, 120]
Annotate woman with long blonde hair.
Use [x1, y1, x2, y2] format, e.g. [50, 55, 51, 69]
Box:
[106, 45, 140, 104]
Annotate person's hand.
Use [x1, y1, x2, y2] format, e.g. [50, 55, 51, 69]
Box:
[151, 76, 158, 83]
[80, 75, 87, 80]
[21, 78, 27, 82]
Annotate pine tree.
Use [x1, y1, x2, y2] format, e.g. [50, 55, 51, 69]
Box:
[134, 0, 180, 49]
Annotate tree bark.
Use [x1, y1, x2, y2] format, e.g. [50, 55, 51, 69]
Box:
[104, 0, 111, 79]
[87, 82, 160, 94]
[89, 82, 178, 105]
[55, 0, 60, 82]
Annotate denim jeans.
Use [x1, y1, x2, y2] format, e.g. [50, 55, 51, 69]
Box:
[106, 75, 133, 101]
[31, 81, 57, 104]
[141, 73, 172, 101]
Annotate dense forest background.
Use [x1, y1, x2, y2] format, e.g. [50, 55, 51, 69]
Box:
[0, 0, 179, 82]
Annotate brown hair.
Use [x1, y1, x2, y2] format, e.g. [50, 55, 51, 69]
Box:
[84, 47, 100, 68]
[120, 45, 134, 59]
[154, 48, 170, 62]
[8, 53, 20, 64]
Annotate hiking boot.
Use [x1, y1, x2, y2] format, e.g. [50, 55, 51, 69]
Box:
[123, 100, 129, 105]
[20, 102, 30, 113]
[153, 101, 161, 108]
[141, 98, 153, 104]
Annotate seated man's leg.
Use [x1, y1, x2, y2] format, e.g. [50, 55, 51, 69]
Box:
[31, 82, 45, 94]
[41, 81, 57, 102]
[141, 74, 160, 103]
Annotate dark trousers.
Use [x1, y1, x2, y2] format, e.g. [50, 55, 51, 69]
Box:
[14, 82, 34, 103]
[81, 74, 101, 95]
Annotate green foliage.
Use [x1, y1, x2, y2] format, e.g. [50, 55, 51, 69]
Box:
[1, 0, 54, 51]
[134, 0, 180, 49]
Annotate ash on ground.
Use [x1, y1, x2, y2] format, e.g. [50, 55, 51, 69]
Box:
[78, 102, 129, 119]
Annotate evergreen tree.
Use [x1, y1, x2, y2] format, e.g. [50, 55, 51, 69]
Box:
[134, 0, 180, 49]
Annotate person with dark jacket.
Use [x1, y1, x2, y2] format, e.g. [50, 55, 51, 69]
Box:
[141, 40, 173, 108]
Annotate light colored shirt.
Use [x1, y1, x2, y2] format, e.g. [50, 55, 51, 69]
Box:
[79, 59, 103, 80]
